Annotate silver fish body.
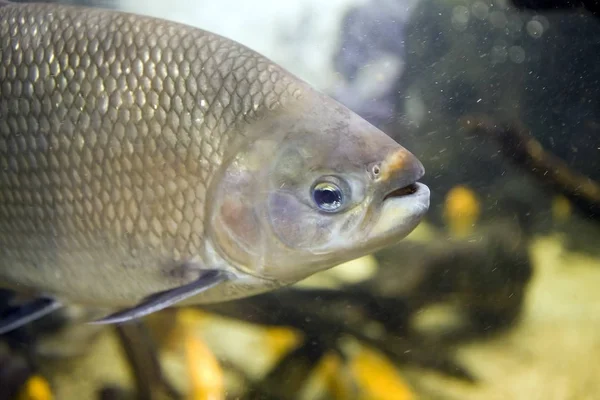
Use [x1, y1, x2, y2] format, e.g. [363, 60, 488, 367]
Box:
[0, 2, 429, 318]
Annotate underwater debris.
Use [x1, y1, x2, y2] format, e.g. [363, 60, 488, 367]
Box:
[303, 352, 352, 400]
[357, 220, 533, 336]
[335, 0, 600, 240]
[0, 219, 532, 399]
[300, 344, 416, 400]
[509, 0, 600, 18]
[0, 343, 36, 400]
[113, 321, 181, 400]
[179, 313, 225, 400]
[199, 219, 532, 397]
[0, 290, 180, 400]
[347, 345, 416, 400]
[0, 221, 532, 399]
[461, 116, 600, 221]
[16, 375, 53, 400]
[552, 195, 573, 223]
[96, 386, 132, 400]
[443, 185, 482, 237]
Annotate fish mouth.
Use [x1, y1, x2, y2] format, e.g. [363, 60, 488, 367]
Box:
[368, 181, 430, 243]
[368, 145, 430, 242]
[383, 183, 420, 200]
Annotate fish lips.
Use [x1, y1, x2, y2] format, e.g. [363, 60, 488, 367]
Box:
[372, 182, 430, 236]
[367, 163, 430, 243]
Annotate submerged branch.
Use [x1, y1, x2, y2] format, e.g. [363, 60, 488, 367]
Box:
[461, 115, 600, 220]
[114, 322, 181, 400]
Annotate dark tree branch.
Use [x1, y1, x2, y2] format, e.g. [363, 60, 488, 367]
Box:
[461, 115, 600, 220]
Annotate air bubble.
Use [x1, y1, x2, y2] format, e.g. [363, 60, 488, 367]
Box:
[452, 5, 470, 31]
[494, 0, 509, 9]
[507, 15, 524, 35]
[472, 2, 489, 20]
[526, 20, 544, 38]
[489, 11, 508, 29]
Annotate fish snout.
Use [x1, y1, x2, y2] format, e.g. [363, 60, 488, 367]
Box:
[376, 147, 425, 197]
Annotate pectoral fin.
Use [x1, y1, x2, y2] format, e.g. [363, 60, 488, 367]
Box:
[92, 270, 229, 325]
[0, 297, 63, 335]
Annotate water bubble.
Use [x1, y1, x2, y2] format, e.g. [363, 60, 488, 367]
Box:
[494, 0, 509, 9]
[508, 46, 526, 63]
[526, 20, 544, 38]
[452, 5, 470, 31]
[489, 11, 508, 29]
[472, 1, 489, 20]
[507, 15, 523, 35]
[533, 15, 550, 30]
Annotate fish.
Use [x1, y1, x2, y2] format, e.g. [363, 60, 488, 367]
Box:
[0, 1, 430, 331]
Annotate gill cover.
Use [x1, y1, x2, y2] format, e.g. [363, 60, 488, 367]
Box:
[209, 134, 364, 281]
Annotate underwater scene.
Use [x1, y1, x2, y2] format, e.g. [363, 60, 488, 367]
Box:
[0, 0, 599, 399]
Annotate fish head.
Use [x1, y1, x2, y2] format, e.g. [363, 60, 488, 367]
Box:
[208, 89, 430, 283]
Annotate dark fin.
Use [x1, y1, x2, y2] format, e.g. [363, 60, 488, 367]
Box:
[0, 297, 63, 335]
[91, 270, 228, 325]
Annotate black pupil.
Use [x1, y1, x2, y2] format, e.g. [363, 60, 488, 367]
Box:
[314, 186, 342, 210]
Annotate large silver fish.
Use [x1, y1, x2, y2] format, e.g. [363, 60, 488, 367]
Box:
[0, 1, 429, 331]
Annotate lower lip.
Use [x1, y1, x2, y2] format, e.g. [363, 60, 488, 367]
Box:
[368, 182, 430, 239]
[386, 183, 431, 209]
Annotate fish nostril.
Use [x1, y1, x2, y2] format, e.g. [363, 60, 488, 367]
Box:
[370, 163, 381, 178]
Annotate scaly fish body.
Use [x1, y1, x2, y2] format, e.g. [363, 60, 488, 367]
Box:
[0, 2, 429, 322]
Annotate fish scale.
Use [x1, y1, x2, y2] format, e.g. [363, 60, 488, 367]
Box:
[0, 2, 302, 304]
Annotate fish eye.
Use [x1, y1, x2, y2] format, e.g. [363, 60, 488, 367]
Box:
[311, 179, 346, 213]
